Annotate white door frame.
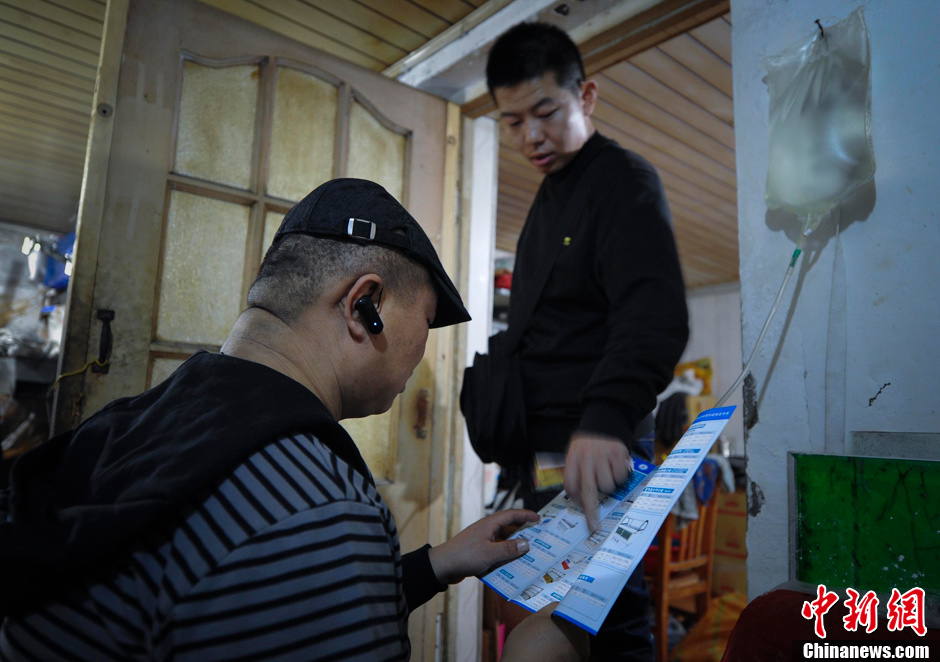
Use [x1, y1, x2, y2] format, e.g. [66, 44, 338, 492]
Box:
[447, 115, 499, 662]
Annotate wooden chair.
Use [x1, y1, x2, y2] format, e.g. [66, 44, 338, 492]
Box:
[647, 488, 720, 662]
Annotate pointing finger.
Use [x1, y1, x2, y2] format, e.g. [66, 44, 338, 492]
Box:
[564, 460, 580, 506]
[580, 460, 599, 533]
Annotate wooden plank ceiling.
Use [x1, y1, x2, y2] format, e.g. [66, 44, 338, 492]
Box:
[0, 0, 486, 233]
[0, 0, 105, 233]
[495, 15, 738, 288]
[199, 0, 486, 72]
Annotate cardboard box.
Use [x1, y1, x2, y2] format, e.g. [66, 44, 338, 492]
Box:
[714, 490, 747, 558]
[716, 489, 747, 517]
[712, 489, 747, 595]
[713, 555, 747, 595]
[686, 395, 717, 427]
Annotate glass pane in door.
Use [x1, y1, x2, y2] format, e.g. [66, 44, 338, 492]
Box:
[149, 356, 186, 387]
[156, 191, 250, 345]
[348, 100, 405, 202]
[175, 61, 259, 189]
[268, 67, 337, 201]
[261, 210, 284, 260]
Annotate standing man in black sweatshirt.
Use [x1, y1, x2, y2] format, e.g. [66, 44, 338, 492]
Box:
[485, 22, 689, 661]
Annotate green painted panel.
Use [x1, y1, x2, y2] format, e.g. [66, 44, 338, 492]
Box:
[795, 454, 940, 596]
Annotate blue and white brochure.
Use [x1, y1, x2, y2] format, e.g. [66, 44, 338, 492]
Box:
[481, 406, 736, 635]
[481, 457, 656, 609]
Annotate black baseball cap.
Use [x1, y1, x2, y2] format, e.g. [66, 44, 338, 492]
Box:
[274, 178, 471, 328]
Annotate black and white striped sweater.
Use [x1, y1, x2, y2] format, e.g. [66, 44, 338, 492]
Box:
[0, 353, 443, 661]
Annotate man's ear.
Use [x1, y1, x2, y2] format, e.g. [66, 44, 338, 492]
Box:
[580, 79, 598, 118]
[342, 273, 383, 340]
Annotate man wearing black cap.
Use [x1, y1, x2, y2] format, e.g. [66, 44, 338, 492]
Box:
[0, 179, 587, 661]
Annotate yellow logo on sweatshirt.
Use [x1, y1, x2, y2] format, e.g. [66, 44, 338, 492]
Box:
[563, 236, 572, 246]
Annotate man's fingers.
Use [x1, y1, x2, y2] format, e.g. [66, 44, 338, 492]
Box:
[564, 462, 580, 502]
[491, 508, 540, 527]
[612, 453, 630, 486]
[486, 508, 538, 539]
[479, 536, 531, 576]
[583, 496, 599, 532]
[505, 537, 530, 558]
[579, 461, 599, 532]
[596, 460, 616, 496]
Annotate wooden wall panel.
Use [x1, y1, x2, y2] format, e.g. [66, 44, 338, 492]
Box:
[0, 0, 104, 232]
[604, 62, 735, 149]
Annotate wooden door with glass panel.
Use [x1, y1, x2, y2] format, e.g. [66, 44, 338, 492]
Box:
[154, 54, 412, 484]
[58, 0, 453, 657]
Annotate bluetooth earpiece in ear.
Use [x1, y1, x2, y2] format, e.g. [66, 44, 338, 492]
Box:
[354, 295, 384, 334]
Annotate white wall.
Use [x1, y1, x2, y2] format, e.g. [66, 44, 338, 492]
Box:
[682, 282, 744, 455]
[732, 0, 940, 598]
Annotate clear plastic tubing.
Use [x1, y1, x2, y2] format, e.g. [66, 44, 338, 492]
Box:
[716, 242, 804, 407]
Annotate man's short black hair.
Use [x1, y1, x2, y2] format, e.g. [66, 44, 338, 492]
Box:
[248, 234, 429, 324]
[486, 22, 586, 97]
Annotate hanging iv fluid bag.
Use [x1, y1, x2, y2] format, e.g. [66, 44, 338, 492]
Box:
[764, 8, 875, 235]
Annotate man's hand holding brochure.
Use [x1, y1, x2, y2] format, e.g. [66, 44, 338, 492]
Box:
[481, 406, 736, 634]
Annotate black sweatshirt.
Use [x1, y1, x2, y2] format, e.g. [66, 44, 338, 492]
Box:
[507, 132, 689, 451]
[0, 352, 443, 617]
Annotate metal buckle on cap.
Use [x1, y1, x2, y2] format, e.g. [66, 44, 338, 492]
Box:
[347, 218, 376, 240]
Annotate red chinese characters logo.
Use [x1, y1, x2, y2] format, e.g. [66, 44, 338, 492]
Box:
[802, 585, 927, 639]
[886, 587, 927, 637]
[801, 584, 840, 638]
[843, 589, 879, 633]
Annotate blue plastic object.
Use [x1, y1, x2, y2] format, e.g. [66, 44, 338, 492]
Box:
[43, 231, 75, 290]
